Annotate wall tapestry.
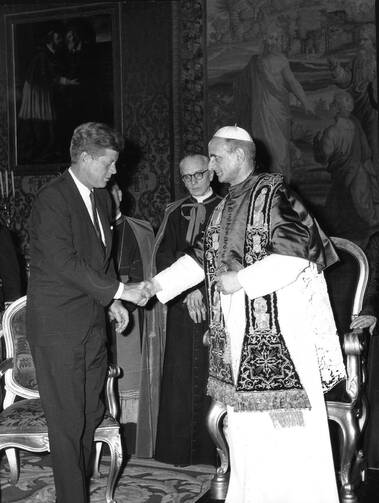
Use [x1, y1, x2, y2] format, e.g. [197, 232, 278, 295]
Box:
[206, 0, 377, 251]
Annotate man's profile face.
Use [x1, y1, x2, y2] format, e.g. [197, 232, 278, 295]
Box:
[82, 148, 118, 189]
[180, 158, 213, 198]
[52, 32, 63, 51]
[208, 138, 241, 186]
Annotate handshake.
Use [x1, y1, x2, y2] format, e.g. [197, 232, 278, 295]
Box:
[119, 278, 161, 306]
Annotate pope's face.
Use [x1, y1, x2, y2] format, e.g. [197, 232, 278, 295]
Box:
[208, 138, 242, 186]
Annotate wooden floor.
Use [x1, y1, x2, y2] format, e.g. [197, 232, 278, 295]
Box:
[197, 469, 379, 502]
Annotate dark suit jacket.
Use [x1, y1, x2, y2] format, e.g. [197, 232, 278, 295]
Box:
[26, 169, 119, 346]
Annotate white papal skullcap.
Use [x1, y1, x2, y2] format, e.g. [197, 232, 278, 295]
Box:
[213, 125, 253, 142]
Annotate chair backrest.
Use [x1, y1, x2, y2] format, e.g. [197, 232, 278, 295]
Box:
[1, 295, 39, 406]
[325, 237, 369, 336]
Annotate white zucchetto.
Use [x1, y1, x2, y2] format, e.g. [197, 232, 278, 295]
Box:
[213, 125, 253, 142]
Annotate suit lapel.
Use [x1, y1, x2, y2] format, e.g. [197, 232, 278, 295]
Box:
[94, 189, 112, 259]
[63, 171, 93, 227]
[63, 171, 108, 259]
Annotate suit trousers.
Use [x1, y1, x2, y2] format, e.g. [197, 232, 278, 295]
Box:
[30, 325, 108, 503]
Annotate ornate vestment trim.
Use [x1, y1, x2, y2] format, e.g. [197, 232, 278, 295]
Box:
[204, 174, 311, 413]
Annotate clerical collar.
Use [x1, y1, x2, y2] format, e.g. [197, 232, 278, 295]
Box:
[192, 188, 213, 203]
[115, 211, 123, 222]
[228, 172, 255, 198]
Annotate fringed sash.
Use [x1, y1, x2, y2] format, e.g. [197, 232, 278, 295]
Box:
[204, 174, 311, 413]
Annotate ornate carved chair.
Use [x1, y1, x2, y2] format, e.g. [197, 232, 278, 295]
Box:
[206, 237, 370, 503]
[0, 296, 123, 503]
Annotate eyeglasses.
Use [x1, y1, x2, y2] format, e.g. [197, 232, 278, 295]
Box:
[181, 169, 209, 183]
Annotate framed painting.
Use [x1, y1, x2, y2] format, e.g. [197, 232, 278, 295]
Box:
[206, 0, 377, 252]
[6, 3, 121, 174]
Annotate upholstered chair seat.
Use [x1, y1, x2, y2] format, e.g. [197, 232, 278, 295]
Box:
[0, 399, 46, 433]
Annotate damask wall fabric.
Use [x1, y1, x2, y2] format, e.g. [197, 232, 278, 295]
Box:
[0, 0, 206, 258]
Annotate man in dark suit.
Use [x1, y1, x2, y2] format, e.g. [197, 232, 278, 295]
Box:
[26, 122, 146, 503]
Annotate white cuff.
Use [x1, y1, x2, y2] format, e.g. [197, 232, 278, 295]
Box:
[155, 254, 205, 304]
[114, 282, 124, 300]
[237, 254, 310, 299]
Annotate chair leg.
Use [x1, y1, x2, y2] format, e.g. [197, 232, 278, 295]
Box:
[206, 400, 229, 500]
[5, 448, 19, 485]
[332, 410, 360, 503]
[99, 431, 123, 503]
[93, 441, 102, 479]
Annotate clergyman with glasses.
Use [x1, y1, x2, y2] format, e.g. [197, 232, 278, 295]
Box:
[153, 154, 221, 466]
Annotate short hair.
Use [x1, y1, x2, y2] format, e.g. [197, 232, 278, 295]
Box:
[45, 24, 63, 44]
[220, 138, 256, 163]
[70, 122, 124, 163]
[179, 154, 209, 173]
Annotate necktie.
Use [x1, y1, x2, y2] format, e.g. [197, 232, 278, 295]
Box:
[90, 190, 103, 246]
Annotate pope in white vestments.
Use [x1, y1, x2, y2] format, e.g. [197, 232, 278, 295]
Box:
[145, 126, 346, 503]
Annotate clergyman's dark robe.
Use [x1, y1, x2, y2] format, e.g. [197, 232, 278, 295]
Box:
[154, 192, 221, 465]
[110, 215, 155, 448]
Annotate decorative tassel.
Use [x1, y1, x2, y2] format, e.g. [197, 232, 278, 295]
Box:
[269, 409, 305, 428]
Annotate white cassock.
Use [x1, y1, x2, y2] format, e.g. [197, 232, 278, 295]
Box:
[155, 253, 345, 503]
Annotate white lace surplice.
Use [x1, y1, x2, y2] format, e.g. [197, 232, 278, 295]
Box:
[222, 260, 345, 503]
[156, 254, 345, 503]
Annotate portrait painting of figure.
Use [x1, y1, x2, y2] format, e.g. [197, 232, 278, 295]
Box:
[206, 0, 377, 245]
[7, 6, 120, 172]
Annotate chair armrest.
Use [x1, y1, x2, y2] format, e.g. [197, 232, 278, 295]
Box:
[105, 363, 122, 419]
[0, 357, 13, 378]
[343, 328, 368, 402]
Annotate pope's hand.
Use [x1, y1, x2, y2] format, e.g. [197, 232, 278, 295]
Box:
[120, 279, 162, 306]
[350, 314, 377, 335]
[120, 282, 150, 306]
[215, 271, 241, 295]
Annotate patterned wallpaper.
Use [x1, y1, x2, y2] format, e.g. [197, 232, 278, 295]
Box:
[0, 0, 206, 259]
[174, 0, 207, 199]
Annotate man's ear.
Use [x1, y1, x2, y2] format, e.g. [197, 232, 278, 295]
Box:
[80, 151, 91, 165]
[208, 169, 214, 182]
[234, 147, 245, 163]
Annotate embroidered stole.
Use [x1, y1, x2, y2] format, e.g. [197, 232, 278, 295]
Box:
[204, 174, 311, 413]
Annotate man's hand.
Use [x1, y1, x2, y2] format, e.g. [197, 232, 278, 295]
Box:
[120, 282, 149, 306]
[350, 315, 377, 335]
[142, 278, 161, 298]
[119, 279, 161, 306]
[215, 271, 242, 295]
[183, 289, 206, 323]
[108, 300, 129, 333]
